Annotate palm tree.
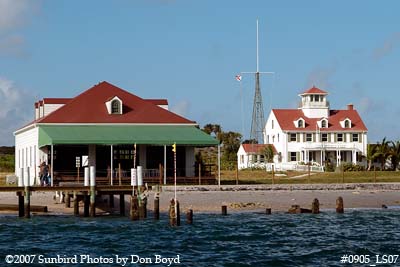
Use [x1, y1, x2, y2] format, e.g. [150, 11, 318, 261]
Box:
[389, 141, 400, 171]
[374, 137, 390, 170]
[262, 145, 274, 163]
[366, 143, 378, 171]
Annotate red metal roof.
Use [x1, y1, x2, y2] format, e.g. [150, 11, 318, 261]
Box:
[272, 109, 367, 132]
[300, 86, 328, 95]
[43, 98, 72, 104]
[242, 144, 277, 154]
[37, 81, 195, 124]
[146, 99, 168, 105]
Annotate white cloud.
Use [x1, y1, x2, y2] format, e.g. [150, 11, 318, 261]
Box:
[305, 65, 336, 90]
[0, 77, 35, 145]
[0, 0, 32, 30]
[373, 32, 400, 61]
[170, 100, 190, 117]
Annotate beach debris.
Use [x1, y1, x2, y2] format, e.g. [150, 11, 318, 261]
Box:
[229, 202, 265, 209]
[336, 196, 344, 213]
[266, 208, 272, 215]
[352, 191, 360, 195]
[288, 205, 311, 214]
[382, 204, 388, 209]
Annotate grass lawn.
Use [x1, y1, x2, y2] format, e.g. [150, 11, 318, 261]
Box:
[220, 169, 400, 185]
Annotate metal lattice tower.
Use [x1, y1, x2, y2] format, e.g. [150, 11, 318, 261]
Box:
[241, 20, 274, 144]
[250, 72, 265, 144]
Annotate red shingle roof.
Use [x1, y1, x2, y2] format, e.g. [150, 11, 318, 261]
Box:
[300, 86, 328, 95]
[242, 144, 277, 154]
[43, 98, 72, 104]
[272, 109, 367, 131]
[146, 99, 168, 105]
[37, 81, 195, 124]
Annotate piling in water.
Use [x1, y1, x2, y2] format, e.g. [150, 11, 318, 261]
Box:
[176, 201, 180, 226]
[154, 193, 160, 220]
[186, 209, 193, 224]
[109, 194, 114, 208]
[24, 186, 30, 218]
[169, 199, 177, 226]
[65, 192, 70, 208]
[336, 197, 344, 213]
[312, 198, 320, 214]
[73, 192, 79, 216]
[90, 187, 96, 217]
[83, 194, 89, 217]
[130, 195, 139, 221]
[221, 205, 227, 215]
[120, 194, 125, 216]
[266, 208, 272, 215]
[18, 192, 24, 217]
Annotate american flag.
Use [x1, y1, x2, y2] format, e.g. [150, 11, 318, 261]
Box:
[235, 74, 242, 81]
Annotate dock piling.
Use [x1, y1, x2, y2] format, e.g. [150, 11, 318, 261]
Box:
[73, 191, 79, 216]
[186, 209, 193, 224]
[266, 208, 272, 215]
[17, 192, 24, 217]
[336, 196, 344, 213]
[24, 185, 30, 219]
[312, 198, 320, 214]
[169, 198, 177, 226]
[221, 205, 227, 215]
[130, 195, 139, 220]
[65, 192, 70, 208]
[154, 192, 160, 220]
[109, 194, 114, 208]
[83, 194, 89, 217]
[120, 194, 125, 216]
[89, 166, 96, 217]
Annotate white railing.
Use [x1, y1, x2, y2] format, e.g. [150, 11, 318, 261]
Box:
[302, 142, 358, 150]
[265, 163, 324, 172]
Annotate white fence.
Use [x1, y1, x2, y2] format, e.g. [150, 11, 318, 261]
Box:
[265, 163, 324, 172]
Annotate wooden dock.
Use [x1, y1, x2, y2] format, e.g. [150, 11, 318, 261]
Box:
[0, 185, 138, 218]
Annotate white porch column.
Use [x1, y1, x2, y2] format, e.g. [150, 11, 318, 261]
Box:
[88, 144, 96, 169]
[352, 150, 357, 165]
[50, 144, 54, 187]
[110, 145, 113, 186]
[163, 145, 167, 184]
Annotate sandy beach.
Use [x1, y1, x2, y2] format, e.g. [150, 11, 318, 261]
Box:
[0, 184, 399, 216]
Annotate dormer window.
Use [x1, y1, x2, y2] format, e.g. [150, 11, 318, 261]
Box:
[105, 96, 123, 115]
[340, 118, 352, 128]
[294, 118, 305, 128]
[320, 118, 328, 128]
[111, 100, 121, 114]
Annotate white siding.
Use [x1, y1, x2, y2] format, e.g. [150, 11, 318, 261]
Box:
[43, 104, 65, 117]
[15, 126, 39, 185]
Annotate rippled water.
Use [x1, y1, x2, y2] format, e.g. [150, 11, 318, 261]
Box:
[0, 210, 399, 266]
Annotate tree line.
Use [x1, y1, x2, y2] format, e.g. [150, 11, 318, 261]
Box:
[367, 138, 400, 171]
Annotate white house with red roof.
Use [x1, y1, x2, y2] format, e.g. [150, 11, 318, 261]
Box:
[264, 86, 368, 168]
[237, 144, 277, 170]
[14, 81, 218, 185]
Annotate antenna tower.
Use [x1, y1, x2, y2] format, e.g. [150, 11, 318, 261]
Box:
[241, 20, 274, 144]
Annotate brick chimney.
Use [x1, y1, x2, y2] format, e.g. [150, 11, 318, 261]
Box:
[347, 104, 354, 110]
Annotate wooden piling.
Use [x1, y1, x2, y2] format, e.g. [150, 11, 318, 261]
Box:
[221, 205, 227, 215]
[73, 192, 79, 216]
[312, 198, 320, 214]
[18, 192, 24, 217]
[169, 198, 177, 226]
[186, 209, 193, 224]
[109, 194, 114, 208]
[65, 192, 70, 208]
[24, 185, 30, 219]
[83, 194, 89, 217]
[154, 193, 160, 220]
[176, 200, 180, 226]
[139, 198, 147, 219]
[119, 194, 125, 216]
[130, 195, 139, 220]
[336, 196, 344, 213]
[90, 186, 96, 217]
[266, 208, 271, 215]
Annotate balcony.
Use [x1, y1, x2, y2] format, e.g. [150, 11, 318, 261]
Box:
[302, 142, 358, 150]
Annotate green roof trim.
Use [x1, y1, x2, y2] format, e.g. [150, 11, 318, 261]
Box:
[38, 125, 219, 147]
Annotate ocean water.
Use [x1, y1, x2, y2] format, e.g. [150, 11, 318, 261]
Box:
[0, 210, 399, 267]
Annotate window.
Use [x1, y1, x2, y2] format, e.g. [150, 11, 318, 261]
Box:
[290, 133, 297, 142]
[306, 133, 312, 142]
[240, 155, 244, 164]
[298, 120, 304, 128]
[277, 134, 280, 142]
[352, 133, 359, 142]
[344, 119, 350, 128]
[310, 95, 314, 102]
[337, 133, 343, 142]
[321, 120, 327, 128]
[315, 95, 320, 102]
[272, 120, 274, 129]
[290, 152, 297, 161]
[272, 136, 275, 143]
[320, 96, 324, 102]
[266, 135, 269, 143]
[321, 133, 328, 142]
[111, 100, 121, 114]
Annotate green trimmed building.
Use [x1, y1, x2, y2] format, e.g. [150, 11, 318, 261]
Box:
[14, 81, 218, 185]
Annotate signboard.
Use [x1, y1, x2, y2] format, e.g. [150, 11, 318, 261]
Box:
[131, 168, 137, 186]
[82, 155, 89, 167]
[75, 157, 81, 168]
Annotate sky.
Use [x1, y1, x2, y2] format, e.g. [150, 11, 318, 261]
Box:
[0, 0, 399, 145]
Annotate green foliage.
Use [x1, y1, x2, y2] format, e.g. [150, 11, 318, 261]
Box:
[262, 145, 274, 163]
[0, 154, 15, 172]
[340, 163, 365, 172]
